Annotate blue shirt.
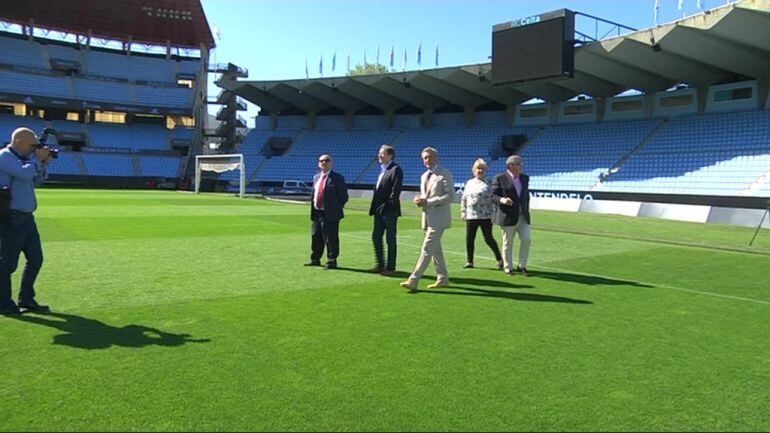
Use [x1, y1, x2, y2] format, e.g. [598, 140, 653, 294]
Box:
[0, 146, 46, 213]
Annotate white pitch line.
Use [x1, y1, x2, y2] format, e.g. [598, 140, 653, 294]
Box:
[343, 232, 770, 306]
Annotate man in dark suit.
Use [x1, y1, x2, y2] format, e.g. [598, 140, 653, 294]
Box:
[491, 155, 532, 276]
[305, 154, 349, 269]
[368, 145, 403, 275]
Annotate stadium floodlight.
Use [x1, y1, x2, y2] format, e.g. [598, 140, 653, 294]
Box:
[194, 154, 245, 199]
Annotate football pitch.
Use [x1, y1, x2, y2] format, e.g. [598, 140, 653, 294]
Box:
[1, 189, 769, 431]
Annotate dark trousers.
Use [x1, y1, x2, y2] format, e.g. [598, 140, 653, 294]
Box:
[311, 212, 340, 263]
[0, 213, 44, 306]
[372, 213, 398, 270]
[466, 219, 502, 263]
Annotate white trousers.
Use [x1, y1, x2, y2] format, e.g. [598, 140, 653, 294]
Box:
[410, 227, 448, 283]
[501, 221, 531, 271]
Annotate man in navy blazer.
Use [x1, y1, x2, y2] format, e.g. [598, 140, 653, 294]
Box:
[305, 154, 349, 269]
[368, 145, 403, 275]
[491, 155, 532, 276]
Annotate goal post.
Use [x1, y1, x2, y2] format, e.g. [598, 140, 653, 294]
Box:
[194, 154, 246, 198]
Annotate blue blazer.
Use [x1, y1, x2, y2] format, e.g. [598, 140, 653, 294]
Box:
[310, 170, 349, 222]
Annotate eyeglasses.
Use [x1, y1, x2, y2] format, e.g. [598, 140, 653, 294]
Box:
[318, 159, 331, 163]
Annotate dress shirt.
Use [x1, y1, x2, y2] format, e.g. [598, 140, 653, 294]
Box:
[0, 146, 46, 213]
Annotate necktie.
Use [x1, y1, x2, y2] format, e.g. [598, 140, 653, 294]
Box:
[423, 171, 433, 195]
[316, 173, 326, 208]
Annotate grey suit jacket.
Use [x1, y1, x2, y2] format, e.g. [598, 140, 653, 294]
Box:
[419, 165, 454, 230]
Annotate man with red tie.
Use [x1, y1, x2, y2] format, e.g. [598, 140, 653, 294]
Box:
[305, 154, 349, 270]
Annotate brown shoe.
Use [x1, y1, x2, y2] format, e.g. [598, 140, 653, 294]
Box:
[380, 269, 395, 276]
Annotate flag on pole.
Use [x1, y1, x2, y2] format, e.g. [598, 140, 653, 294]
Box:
[389, 45, 394, 67]
[416, 40, 422, 66]
[653, 0, 661, 25]
[435, 43, 439, 67]
[212, 25, 222, 41]
[376, 46, 380, 65]
[696, 0, 703, 9]
[305, 55, 309, 80]
[319, 54, 323, 76]
[332, 49, 336, 71]
[364, 49, 367, 66]
[401, 46, 407, 70]
[346, 50, 350, 72]
[678, 0, 684, 10]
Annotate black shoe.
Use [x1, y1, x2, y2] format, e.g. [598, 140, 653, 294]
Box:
[496, 260, 504, 270]
[516, 266, 530, 277]
[463, 262, 474, 269]
[18, 300, 50, 313]
[303, 261, 322, 267]
[0, 303, 21, 316]
[324, 261, 338, 270]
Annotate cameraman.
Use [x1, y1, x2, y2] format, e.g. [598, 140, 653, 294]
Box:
[0, 127, 54, 315]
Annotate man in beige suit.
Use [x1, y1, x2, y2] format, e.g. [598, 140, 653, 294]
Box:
[400, 147, 454, 292]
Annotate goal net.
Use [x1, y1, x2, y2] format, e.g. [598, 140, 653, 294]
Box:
[194, 154, 245, 198]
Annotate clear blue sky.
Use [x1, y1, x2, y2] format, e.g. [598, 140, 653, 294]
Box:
[200, 0, 731, 125]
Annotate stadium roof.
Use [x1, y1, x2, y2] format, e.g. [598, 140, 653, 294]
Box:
[0, 0, 214, 49]
[220, 0, 770, 115]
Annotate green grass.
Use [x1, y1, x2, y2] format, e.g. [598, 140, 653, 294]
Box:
[1, 189, 769, 431]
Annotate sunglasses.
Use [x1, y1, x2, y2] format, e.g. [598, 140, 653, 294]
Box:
[318, 159, 331, 163]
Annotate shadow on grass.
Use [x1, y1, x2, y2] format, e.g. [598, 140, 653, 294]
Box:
[529, 270, 652, 288]
[336, 267, 528, 289]
[413, 286, 593, 304]
[10, 311, 210, 350]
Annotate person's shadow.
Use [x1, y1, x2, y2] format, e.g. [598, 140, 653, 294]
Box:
[11, 311, 210, 350]
[413, 286, 593, 304]
[335, 267, 591, 304]
[527, 270, 653, 288]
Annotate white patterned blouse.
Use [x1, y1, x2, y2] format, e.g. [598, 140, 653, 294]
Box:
[460, 177, 495, 221]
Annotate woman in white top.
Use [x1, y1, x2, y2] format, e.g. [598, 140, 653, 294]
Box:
[460, 159, 503, 269]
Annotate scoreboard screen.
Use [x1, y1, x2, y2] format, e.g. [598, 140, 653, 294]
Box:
[491, 9, 575, 86]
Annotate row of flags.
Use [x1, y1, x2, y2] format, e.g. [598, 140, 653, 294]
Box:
[305, 43, 440, 79]
[653, 0, 739, 25]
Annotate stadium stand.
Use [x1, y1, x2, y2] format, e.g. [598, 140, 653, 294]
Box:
[73, 78, 132, 104]
[0, 35, 46, 69]
[2, 1, 769, 202]
[0, 114, 45, 140]
[138, 156, 183, 178]
[0, 69, 73, 98]
[599, 111, 770, 196]
[88, 123, 169, 152]
[134, 85, 192, 109]
[255, 129, 400, 182]
[80, 153, 135, 177]
[45, 151, 81, 176]
[522, 119, 662, 192]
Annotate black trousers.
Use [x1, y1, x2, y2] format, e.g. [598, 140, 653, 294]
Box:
[466, 219, 502, 263]
[372, 213, 398, 270]
[311, 211, 340, 263]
